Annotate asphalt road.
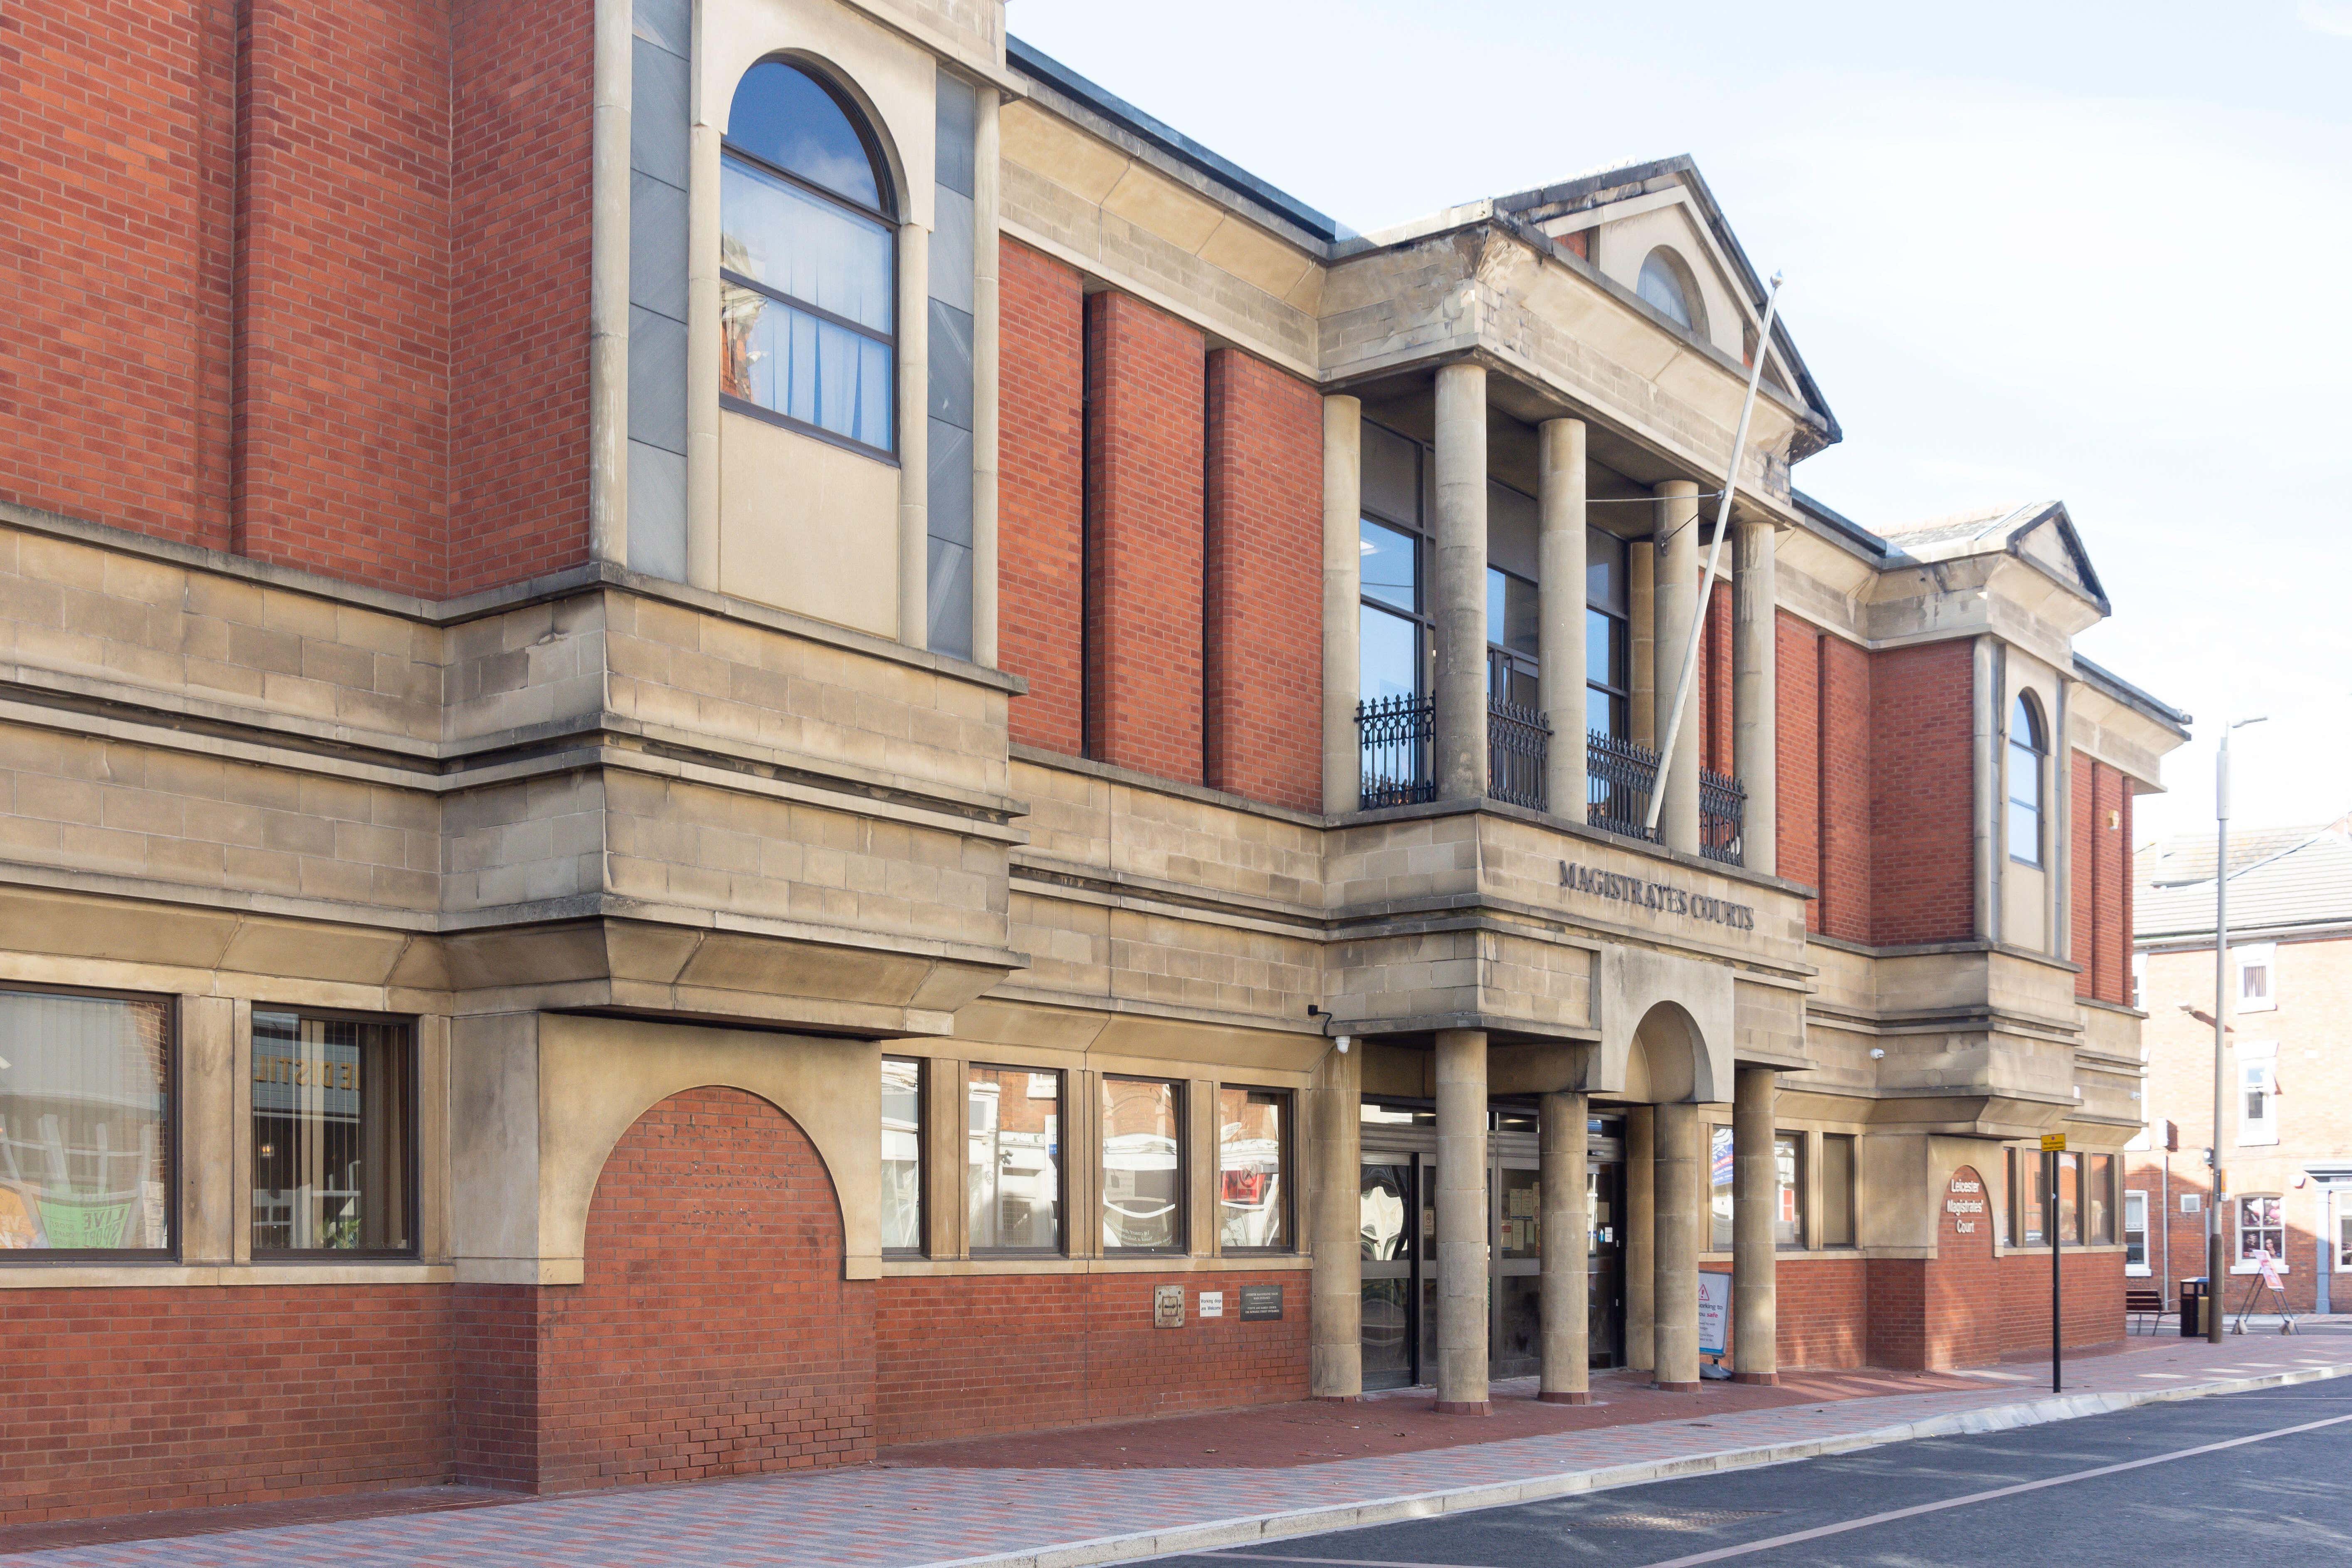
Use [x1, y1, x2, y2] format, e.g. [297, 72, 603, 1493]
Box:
[1161, 1375, 2352, 1567]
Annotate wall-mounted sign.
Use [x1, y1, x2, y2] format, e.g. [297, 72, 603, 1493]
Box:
[1946, 1174, 1986, 1235]
[2040, 1133, 2067, 1153]
[1558, 862, 1756, 932]
[1239, 1284, 1284, 1321]
[1153, 1283, 1184, 1328]
[1198, 1290, 1224, 1319]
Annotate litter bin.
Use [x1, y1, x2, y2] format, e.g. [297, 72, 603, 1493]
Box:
[2181, 1278, 2207, 1338]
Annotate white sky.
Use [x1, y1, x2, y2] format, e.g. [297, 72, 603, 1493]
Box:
[1006, 0, 2352, 844]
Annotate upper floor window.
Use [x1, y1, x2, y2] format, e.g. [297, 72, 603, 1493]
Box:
[0, 989, 173, 1256]
[2236, 943, 2277, 1012]
[1637, 247, 1705, 337]
[1586, 528, 1630, 738]
[1359, 421, 1427, 704]
[721, 59, 896, 455]
[2006, 693, 2045, 865]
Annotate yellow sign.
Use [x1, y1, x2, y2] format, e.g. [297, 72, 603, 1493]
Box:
[2040, 1133, 2067, 1153]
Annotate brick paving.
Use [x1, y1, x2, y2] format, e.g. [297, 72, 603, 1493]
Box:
[10, 1333, 2348, 1568]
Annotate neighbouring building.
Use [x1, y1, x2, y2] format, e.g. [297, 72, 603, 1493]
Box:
[0, 0, 2187, 1527]
[2130, 815, 2352, 1317]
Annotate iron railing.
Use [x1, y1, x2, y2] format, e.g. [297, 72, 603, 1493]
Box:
[1700, 765, 1747, 866]
[1586, 731, 1659, 841]
[1356, 693, 1435, 810]
[1486, 696, 1550, 812]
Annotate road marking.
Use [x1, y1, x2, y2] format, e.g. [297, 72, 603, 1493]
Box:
[1633, 1408, 2352, 1567]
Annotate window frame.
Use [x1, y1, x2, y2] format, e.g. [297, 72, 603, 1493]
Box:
[1099, 1074, 1187, 1255]
[1358, 422, 1430, 704]
[1774, 1130, 1807, 1250]
[2123, 1188, 2150, 1275]
[2006, 692, 2046, 867]
[718, 59, 902, 463]
[0, 983, 179, 1265]
[2234, 943, 2277, 1012]
[1820, 1132, 1858, 1248]
[2238, 1043, 2279, 1147]
[2234, 1193, 2286, 1272]
[1585, 528, 1633, 741]
[965, 1063, 1065, 1257]
[2334, 1190, 2352, 1273]
[1214, 1084, 1294, 1255]
[249, 1004, 420, 1262]
[880, 1053, 925, 1258]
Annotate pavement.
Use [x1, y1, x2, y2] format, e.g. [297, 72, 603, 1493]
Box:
[7, 1330, 2351, 1568]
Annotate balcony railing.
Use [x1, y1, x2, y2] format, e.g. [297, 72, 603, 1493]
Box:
[1486, 696, 1550, 812]
[1700, 765, 1746, 867]
[1586, 731, 1658, 841]
[1356, 693, 1435, 810]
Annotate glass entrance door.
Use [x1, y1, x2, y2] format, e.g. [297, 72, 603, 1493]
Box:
[1359, 1160, 1415, 1390]
[1494, 1163, 1541, 1377]
[1589, 1158, 1624, 1368]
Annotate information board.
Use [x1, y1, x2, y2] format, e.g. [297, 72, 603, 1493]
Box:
[1697, 1270, 1731, 1357]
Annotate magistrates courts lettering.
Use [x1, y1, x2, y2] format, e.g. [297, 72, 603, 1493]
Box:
[1558, 861, 1756, 931]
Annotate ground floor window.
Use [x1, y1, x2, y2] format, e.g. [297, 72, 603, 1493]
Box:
[968, 1065, 1061, 1252]
[251, 1010, 414, 1255]
[2124, 1189, 2149, 1274]
[1217, 1086, 1289, 1251]
[0, 989, 172, 1255]
[1774, 1132, 1805, 1248]
[1820, 1133, 1856, 1247]
[2337, 1192, 2352, 1272]
[881, 1056, 923, 1254]
[2237, 1194, 2285, 1266]
[1101, 1077, 1183, 1252]
[2085, 1153, 2115, 1245]
[1708, 1125, 1733, 1250]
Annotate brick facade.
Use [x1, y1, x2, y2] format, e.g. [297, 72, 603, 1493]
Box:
[1867, 640, 1975, 946]
[1082, 291, 1206, 782]
[0, 1285, 452, 1526]
[875, 1269, 1310, 1445]
[1816, 632, 1872, 941]
[997, 238, 1087, 756]
[1774, 611, 1822, 930]
[1202, 348, 1323, 812]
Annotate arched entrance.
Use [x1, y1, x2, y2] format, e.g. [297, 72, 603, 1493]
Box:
[532, 1086, 875, 1491]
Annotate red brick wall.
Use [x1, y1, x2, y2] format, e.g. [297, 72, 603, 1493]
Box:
[2071, 753, 2097, 996]
[1817, 633, 1872, 941]
[2093, 765, 2128, 1004]
[875, 1269, 1309, 1445]
[1084, 291, 1205, 783]
[0, 0, 236, 550]
[997, 238, 1086, 756]
[0, 1285, 451, 1526]
[1923, 1164, 2002, 1370]
[445, 0, 593, 595]
[458, 1086, 875, 1493]
[1868, 640, 1975, 945]
[1998, 1246, 2125, 1356]
[1203, 348, 1322, 811]
[1774, 1256, 1868, 1368]
[232, 0, 451, 595]
[1699, 580, 1733, 774]
[1774, 612, 1821, 928]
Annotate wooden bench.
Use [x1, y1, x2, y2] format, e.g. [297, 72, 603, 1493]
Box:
[2126, 1287, 2172, 1333]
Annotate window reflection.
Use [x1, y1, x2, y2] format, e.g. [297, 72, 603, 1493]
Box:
[0, 992, 170, 1253]
[1217, 1087, 1287, 1250]
[881, 1057, 922, 1252]
[1361, 603, 1420, 701]
[1102, 1077, 1182, 1251]
[968, 1067, 1060, 1251]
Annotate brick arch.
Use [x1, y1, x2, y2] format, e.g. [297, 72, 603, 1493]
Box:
[533, 1086, 875, 1491]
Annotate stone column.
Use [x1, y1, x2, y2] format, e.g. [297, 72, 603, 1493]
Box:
[1434, 1028, 1490, 1413]
[1652, 1100, 1701, 1391]
[1322, 396, 1365, 815]
[1539, 1089, 1591, 1403]
[1309, 1037, 1363, 1399]
[1625, 1104, 1655, 1370]
[1732, 1066, 1779, 1384]
[1432, 364, 1489, 803]
[1732, 520, 1777, 875]
[1653, 482, 1700, 852]
[1538, 418, 1587, 821]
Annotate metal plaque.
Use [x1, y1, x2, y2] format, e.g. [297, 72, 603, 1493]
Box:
[1238, 1284, 1284, 1322]
[1153, 1283, 1185, 1328]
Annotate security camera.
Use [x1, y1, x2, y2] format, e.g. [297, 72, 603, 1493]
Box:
[1869, 1048, 1886, 1060]
[1336, 1035, 1353, 1054]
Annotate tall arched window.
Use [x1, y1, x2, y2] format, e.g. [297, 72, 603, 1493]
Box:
[720, 59, 896, 454]
[2007, 693, 2045, 865]
[1637, 247, 1705, 338]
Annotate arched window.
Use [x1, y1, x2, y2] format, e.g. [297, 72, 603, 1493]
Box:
[1637, 247, 1705, 337]
[2006, 693, 2045, 865]
[720, 59, 896, 454]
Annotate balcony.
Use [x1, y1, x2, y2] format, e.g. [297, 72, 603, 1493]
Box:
[1700, 765, 1746, 867]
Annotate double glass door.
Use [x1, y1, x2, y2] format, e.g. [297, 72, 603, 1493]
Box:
[1359, 1139, 1624, 1390]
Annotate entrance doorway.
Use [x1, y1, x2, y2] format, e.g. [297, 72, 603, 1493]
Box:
[1359, 1105, 1625, 1390]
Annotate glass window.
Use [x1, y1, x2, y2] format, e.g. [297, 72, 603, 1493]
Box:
[1821, 1134, 1856, 1247]
[1637, 247, 1700, 333]
[1360, 603, 1421, 703]
[1360, 518, 1418, 613]
[2015, 1146, 2047, 1246]
[2085, 1153, 2113, 1245]
[0, 990, 171, 1255]
[1774, 1132, 1805, 1248]
[2124, 1190, 2149, 1272]
[1993, 1148, 2010, 1245]
[1499, 1166, 1541, 1260]
[1217, 1087, 1288, 1250]
[2056, 1151, 2081, 1244]
[967, 1065, 1060, 1252]
[2236, 945, 2277, 1012]
[1708, 1125, 1734, 1251]
[2006, 694, 2044, 865]
[1585, 530, 1631, 741]
[2238, 1195, 2284, 1264]
[1487, 568, 1539, 661]
[721, 60, 896, 453]
[251, 1010, 413, 1255]
[2336, 1193, 2352, 1272]
[881, 1056, 922, 1253]
[2240, 1053, 2278, 1146]
[1102, 1077, 1183, 1252]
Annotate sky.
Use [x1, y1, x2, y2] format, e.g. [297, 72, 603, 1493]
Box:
[1006, 0, 2352, 844]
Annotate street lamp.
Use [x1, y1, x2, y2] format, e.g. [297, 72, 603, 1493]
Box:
[2209, 715, 2266, 1341]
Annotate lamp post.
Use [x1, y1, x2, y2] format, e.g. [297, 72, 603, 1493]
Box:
[2209, 715, 2265, 1342]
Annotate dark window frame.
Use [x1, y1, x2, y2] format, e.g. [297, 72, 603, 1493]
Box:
[2006, 691, 2047, 867]
[719, 58, 902, 463]
[1359, 421, 1431, 700]
[966, 1062, 1065, 1258]
[1820, 1132, 1858, 1248]
[1215, 1084, 1295, 1256]
[0, 983, 179, 1266]
[1100, 1074, 1187, 1256]
[880, 1053, 926, 1259]
[249, 1004, 420, 1262]
[1774, 1129, 1808, 1251]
